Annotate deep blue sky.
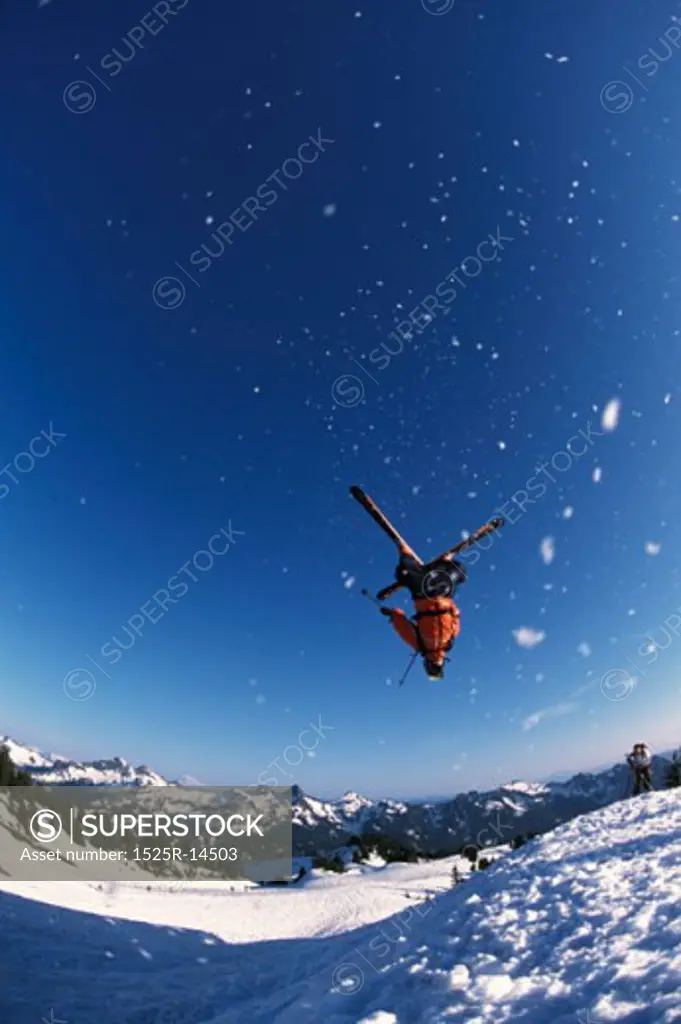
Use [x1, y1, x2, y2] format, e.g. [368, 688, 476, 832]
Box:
[2, 0, 681, 798]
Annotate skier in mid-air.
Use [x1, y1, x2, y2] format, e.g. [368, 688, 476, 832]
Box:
[379, 549, 467, 680]
[350, 486, 503, 682]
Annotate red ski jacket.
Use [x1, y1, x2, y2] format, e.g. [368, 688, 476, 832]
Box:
[387, 596, 460, 666]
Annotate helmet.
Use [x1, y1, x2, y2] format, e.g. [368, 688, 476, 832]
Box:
[425, 659, 444, 680]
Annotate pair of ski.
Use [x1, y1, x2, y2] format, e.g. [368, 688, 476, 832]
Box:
[350, 485, 503, 601]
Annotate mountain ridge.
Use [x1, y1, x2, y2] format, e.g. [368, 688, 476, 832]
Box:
[3, 730, 677, 856]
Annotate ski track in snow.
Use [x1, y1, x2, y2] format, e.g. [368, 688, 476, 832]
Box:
[2, 794, 681, 1022]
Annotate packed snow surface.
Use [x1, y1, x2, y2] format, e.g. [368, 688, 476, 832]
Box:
[2, 791, 681, 1022]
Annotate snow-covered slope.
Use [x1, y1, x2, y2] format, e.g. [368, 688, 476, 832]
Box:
[0, 856, 456, 944]
[1, 791, 680, 1022]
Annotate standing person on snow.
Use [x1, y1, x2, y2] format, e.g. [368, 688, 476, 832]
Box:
[380, 552, 467, 681]
[627, 743, 653, 795]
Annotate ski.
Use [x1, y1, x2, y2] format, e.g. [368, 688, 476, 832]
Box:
[350, 486, 422, 562]
[350, 484, 504, 603]
[376, 516, 504, 602]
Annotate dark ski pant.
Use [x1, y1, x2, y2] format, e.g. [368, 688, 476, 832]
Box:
[396, 554, 461, 600]
[633, 767, 652, 795]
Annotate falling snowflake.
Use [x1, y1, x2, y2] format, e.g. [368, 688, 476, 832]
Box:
[644, 541, 661, 556]
[601, 398, 622, 432]
[539, 537, 555, 566]
[323, 204, 337, 217]
[512, 627, 546, 649]
[592, 466, 602, 483]
[577, 642, 592, 658]
[562, 506, 574, 519]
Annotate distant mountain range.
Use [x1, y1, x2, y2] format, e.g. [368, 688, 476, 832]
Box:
[2, 733, 677, 857]
[0, 736, 169, 787]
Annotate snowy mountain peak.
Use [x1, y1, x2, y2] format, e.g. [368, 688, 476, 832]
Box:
[89, 756, 129, 770]
[0, 736, 64, 769]
[502, 780, 547, 795]
[1, 736, 170, 787]
[339, 790, 373, 814]
[175, 773, 203, 786]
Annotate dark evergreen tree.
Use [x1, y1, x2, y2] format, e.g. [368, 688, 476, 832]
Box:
[350, 833, 420, 865]
[461, 844, 479, 865]
[0, 745, 33, 786]
[312, 853, 345, 873]
[510, 832, 538, 850]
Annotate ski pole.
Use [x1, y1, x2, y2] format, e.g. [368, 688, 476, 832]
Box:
[398, 651, 418, 687]
[361, 588, 384, 609]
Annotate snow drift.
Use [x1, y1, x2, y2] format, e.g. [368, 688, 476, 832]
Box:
[2, 790, 680, 1023]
